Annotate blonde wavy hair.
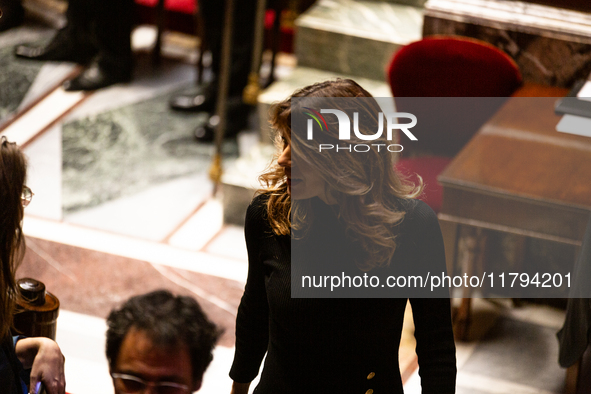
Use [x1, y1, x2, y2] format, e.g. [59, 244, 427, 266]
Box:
[259, 79, 422, 271]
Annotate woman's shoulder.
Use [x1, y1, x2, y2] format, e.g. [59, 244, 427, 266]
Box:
[251, 192, 270, 205]
[399, 199, 445, 268]
[245, 193, 271, 230]
[247, 193, 270, 217]
[244, 193, 288, 245]
[398, 198, 439, 232]
[405, 198, 437, 219]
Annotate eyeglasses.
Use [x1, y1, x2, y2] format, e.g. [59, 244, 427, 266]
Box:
[21, 186, 34, 207]
[111, 373, 191, 394]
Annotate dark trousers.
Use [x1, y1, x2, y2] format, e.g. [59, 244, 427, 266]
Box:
[65, 0, 133, 76]
[200, 0, 257, 96]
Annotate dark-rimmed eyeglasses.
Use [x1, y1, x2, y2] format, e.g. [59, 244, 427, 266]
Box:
[111, 373, 191, 394]
[21, 186, 34, 207]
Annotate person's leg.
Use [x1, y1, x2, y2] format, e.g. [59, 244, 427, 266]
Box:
[94, 0, 133, 80]
[63, 0, 134, 91]
[202, 0, 256, 96]
[64, 0, 94, 31]
[14, 0, 97, 62]
[169, 0, 224, 113]
[192, 0, 257, 141]
[0, 0, 24, 31]
[201, 0, 224, 78]
[171, 0, 256, 110]
[171, 0, 257, 142]
[227, 0, 256, 98]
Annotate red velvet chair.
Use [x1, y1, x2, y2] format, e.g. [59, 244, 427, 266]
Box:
[136, 0, 195, 14]
[387, 35, 522, 212]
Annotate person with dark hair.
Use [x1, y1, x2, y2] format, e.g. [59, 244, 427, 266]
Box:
[106, 290, 221, 394]
[229, 79, 457, 393]
[13, 0, 133, 91]
[0, 136, 66, 394]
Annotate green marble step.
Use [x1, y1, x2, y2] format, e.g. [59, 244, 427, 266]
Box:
[295, 0, 424, 80]
[221, 67, 393, 225]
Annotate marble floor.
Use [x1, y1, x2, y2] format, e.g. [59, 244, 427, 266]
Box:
[0, 22, 76, 129]
[0, 19, 576, 394]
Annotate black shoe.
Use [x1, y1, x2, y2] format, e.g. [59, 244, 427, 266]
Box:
[170, 83, 216, 113]
[193, 122, 216, 143]
[14, 26, 95, 63]
[194, 108, 248, 143]
[0, 0, 24, 32]
[63, 60, 131, 91]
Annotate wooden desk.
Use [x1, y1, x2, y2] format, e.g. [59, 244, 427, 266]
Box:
[437, 86, 591, 339]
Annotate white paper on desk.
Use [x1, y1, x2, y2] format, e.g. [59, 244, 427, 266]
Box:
[577, 81, 591, 102]
[556, 114, 591, 137]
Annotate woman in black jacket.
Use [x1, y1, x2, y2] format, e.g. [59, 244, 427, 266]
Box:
[229, 79, 456, 393]
[0, 137, 65, 394]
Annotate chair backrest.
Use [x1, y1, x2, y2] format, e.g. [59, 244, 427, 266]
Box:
[387, 35, 522, 156]
[135, 0, 195, 15]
